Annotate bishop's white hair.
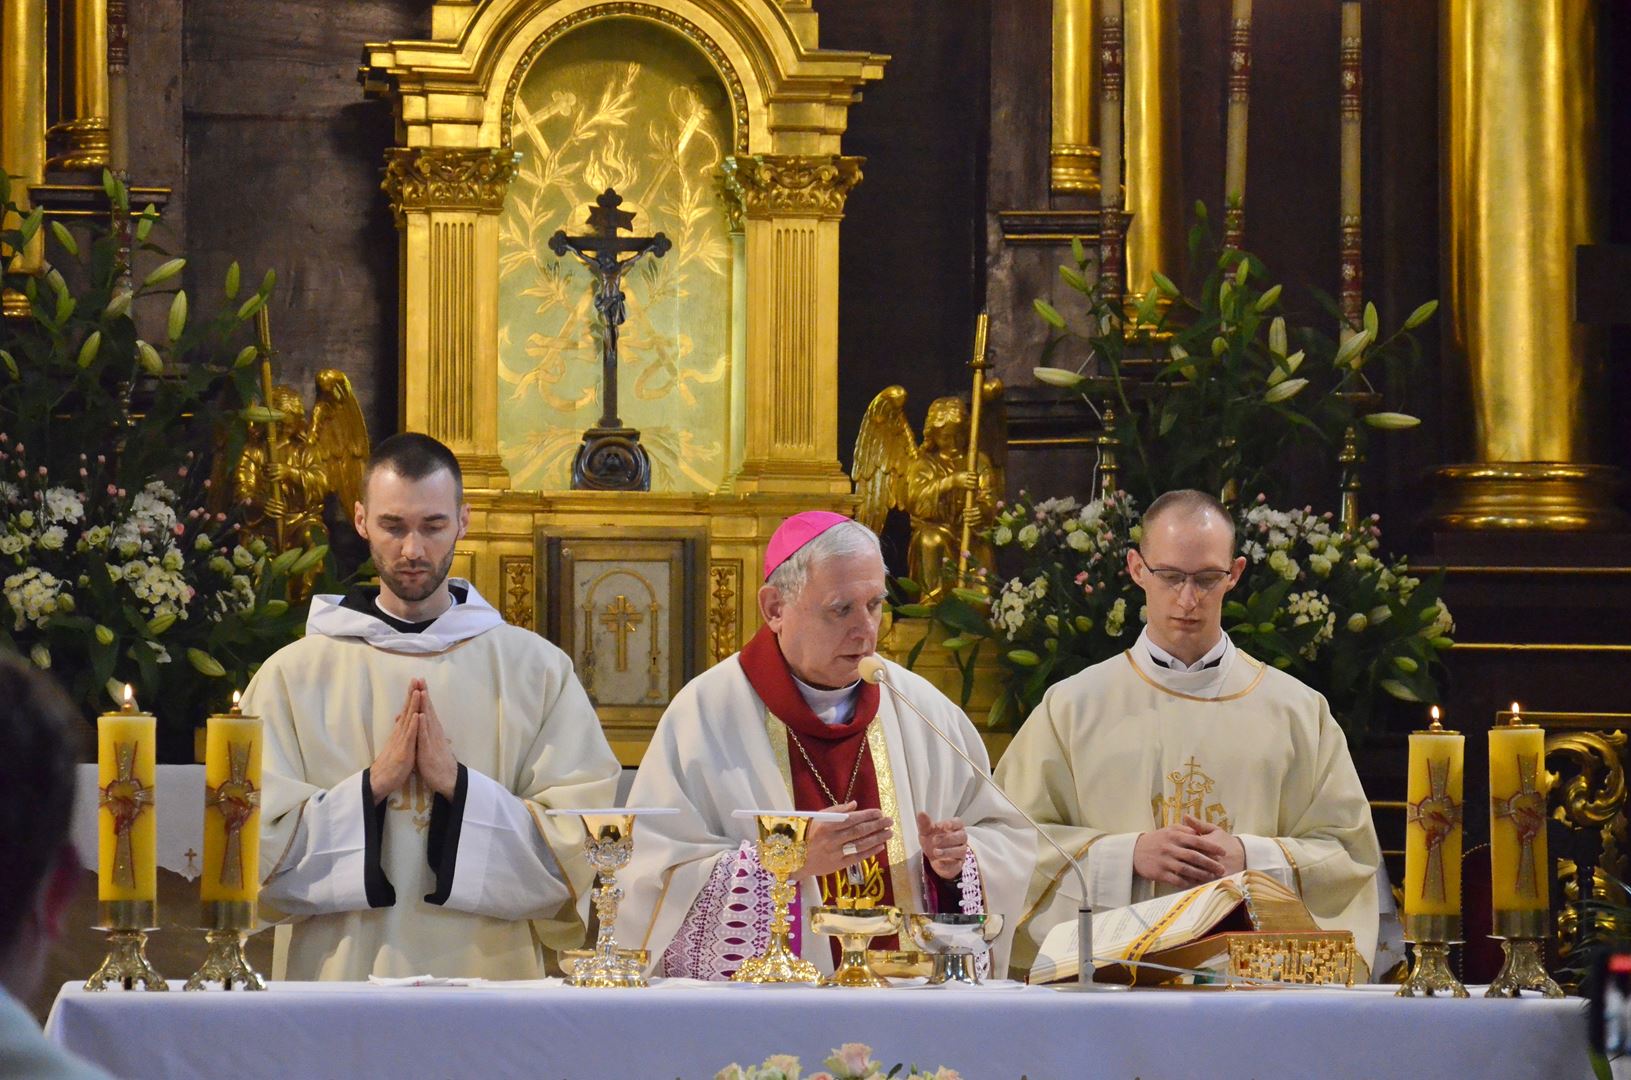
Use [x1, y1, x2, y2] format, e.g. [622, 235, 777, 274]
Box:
[764, 519, 882, 603]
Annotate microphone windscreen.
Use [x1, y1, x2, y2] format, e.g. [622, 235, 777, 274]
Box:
[856, 655, 886, 684]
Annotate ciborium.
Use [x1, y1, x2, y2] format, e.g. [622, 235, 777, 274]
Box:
[905, 912, 1004, 986]
[548, 807, 677, 988]
[730, 809, 845, 985]
[811, 906, 902, 988]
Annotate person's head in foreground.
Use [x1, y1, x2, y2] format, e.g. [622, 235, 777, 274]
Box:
[353, 433, 470, 621]
[0, 655, 82, 1003]
[759, 513, 887, 691]
[1128, 489, 1247, 665]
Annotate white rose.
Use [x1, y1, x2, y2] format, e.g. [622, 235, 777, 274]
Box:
[1017, 524, 1040, 549]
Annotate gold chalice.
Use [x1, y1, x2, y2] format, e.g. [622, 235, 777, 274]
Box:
[549, 807, 678, 989]
[811, 906, 902, 988]
[729, 809, 845, 984]
[905, 911, 1005, 986]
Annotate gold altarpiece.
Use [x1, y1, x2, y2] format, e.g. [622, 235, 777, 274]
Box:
[363, 0, 885, 761]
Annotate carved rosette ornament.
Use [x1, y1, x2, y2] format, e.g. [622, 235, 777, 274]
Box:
[720, 155, 864, 220]
[381, 148, 521, 225]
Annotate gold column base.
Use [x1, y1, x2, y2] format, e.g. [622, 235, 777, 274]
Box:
[85, 901, 167, 991]
[1122, 291, 1174, 342]
[2, 289, 30, 321]
[1485, 937, 1563, 998]
[1431, 463, 1627, 531]
[184, 901, 265, 991]
[46, 118, 112, 172]
[1396, 914, 1467, 998]
[1050, 144, 1102, 195]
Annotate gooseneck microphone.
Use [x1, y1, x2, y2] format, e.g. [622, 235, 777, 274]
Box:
[857, 654, 1111, 990]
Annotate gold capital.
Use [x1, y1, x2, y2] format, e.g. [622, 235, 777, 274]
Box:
[720, 155, 863, 220]
[381, 147, 520, 224]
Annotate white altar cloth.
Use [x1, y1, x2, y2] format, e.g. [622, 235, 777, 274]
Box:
[45, 979, 1591, 1079]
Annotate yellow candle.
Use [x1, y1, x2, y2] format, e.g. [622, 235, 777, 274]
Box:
[97, 686, 156, 904]
[1489, 704, 1548, 912]
[201, 693, 263, 904]
[1403, 707, 1463, 918]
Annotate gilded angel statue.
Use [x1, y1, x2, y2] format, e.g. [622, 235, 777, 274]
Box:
[236, 369, 369, 546]
[851, 381, 1006, 602]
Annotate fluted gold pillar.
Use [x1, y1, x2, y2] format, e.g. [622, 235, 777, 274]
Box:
[1122, 0, 1182, 321]
[1, 0, 47, 316]
[383, 147, 519, 489]
[47, 0, 110, 171]
[721, 154, 861, 496]
[1435, 0, 1622, 530]
[1051, 0, 1099, 194]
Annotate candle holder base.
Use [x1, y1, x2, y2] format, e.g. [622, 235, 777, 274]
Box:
[85, 928, 168, 992]
[1485, 937, 1563, 998]
[184, 929, 266, 991]
[1396, 939, 1467, 998]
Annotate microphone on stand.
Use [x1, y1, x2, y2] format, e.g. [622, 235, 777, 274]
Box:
[857, 655, 1119, 991]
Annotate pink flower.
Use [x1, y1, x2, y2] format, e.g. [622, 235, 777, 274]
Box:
[1256, 492, 1267, 503]
[172, 523, 185, 536]
[833, 1043, 876, 1076]
[37, 465, 47, 476]
[1075, 571, 1088, 584]
[177, 466, 189, 478]
[202, 479, 212, 489]
[107, 484, 118, 495]
[79, 468, 88, 478]
[96, 455, 106, 464]
[215, 512, 227, 522]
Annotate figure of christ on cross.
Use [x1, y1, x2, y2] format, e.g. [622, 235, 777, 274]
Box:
[548, 188, 671, 491]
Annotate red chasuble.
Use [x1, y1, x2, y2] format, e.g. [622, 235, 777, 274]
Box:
[739, 626, 902, 952]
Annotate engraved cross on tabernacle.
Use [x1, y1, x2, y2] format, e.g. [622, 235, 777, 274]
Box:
[600, 593, 644, 671]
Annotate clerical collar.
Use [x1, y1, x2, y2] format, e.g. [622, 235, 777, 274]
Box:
[1143, 630, 1228, 672]
[792, 673, 861, 727]
[339, 583, 468, 635]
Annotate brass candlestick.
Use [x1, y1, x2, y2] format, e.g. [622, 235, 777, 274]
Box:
[1396, 914, 1467, 998]
[185, 900, 264, 991]
[731, 811, 833, 985]
[85, 900, 168, 991]
[811, 906, 902, 988]
[1486, 909, 1563, 998]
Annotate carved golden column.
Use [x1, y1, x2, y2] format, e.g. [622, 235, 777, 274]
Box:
[720, 154, 862, 496]
[1436, 0, 1622, 530]
[382, 147, 520, 488]
[1, 0, 47, 315]
[1051, 0, 1099, 194]
[1122, 0, 1182, 321]
[47, 0, 111, 170]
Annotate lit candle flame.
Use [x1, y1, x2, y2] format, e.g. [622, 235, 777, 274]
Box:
[122, 683, 135, 713]
[232, 689, 242, 714]
[1511, 701, 1522, 725]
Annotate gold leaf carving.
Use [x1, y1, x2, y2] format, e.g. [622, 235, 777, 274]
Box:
[708, 560, 741, 663]
[382, 148, 521, 223]
[501, 555, 535, 629]
[721, 155, 864, 219]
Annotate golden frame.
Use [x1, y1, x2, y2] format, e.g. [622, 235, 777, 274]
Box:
[539, 525, 708, 761]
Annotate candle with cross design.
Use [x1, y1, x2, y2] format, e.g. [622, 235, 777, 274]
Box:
[1404, 706, 1464, 918]
[1488, 703, 1549, 915]
[96, 686, 157, 911]
[201, 692, 262, 904]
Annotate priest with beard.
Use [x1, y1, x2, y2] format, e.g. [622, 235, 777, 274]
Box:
[621, 512, 1030, 980]
[246, 433, 619, 980]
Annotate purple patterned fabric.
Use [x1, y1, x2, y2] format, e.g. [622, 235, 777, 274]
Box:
[661, 842, 782, 980]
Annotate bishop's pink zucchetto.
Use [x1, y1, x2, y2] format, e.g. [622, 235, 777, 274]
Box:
[763, 511, 851, 579]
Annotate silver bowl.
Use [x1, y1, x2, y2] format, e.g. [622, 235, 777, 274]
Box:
[904, 912, 1004, 985]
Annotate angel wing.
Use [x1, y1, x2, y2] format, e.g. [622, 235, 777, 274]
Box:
[851, 385, 918, 533]
[976, 376, 1007, 501]
[307, 370, 370, 514]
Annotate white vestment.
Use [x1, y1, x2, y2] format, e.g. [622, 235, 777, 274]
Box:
[995, 630, 1381, 975]
[620, 651, 1033, 978]
[246, 580, 620, 980]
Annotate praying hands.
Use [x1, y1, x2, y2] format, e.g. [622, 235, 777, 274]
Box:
[1132, 814, 1246, 887]
[368, 678, 460, 803]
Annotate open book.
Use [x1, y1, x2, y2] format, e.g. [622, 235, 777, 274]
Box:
[1029, 869, 1323, 985]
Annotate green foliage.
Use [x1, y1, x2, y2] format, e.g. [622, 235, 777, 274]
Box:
[0, 168, 341, 736]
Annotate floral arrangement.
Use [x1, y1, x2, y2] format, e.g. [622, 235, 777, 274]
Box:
[0, 169, 332, 744]
[716, 1043, 960, 1080]
[910, 489, 1452, 737]
[899, 209, 1449, 736]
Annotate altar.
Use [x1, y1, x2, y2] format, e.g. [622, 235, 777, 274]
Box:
[45, 979, 1591, 1080]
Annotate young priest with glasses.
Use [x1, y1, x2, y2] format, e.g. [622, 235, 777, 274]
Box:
[995, 489, 1382, 979]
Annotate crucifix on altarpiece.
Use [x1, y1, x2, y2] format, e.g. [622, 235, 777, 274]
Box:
[548, 188, 671, 491]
